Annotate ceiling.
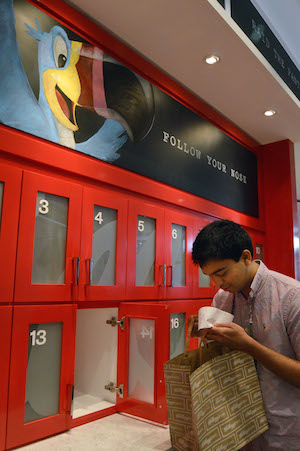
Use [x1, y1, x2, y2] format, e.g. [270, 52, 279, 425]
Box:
[64, 0, 300, 146]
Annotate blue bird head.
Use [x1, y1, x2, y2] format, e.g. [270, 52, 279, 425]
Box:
[24, 18, 155, 147]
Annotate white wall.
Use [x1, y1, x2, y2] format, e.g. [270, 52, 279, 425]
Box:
[294, 142, 300, 201]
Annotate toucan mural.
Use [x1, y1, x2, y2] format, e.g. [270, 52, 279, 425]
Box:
[0, 0, 155, 162]
[0, 0, 259, 217]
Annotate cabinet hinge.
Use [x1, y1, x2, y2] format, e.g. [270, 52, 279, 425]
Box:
[104, 382, 124, 398]
[106, 316, 125, 330]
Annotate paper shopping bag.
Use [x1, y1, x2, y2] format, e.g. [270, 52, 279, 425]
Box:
[164, 314, 268, 451]
[163, 316, 229, 450]
[190, 350, 269, 451]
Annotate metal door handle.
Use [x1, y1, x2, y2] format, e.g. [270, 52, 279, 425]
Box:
[167, 265, 173, 287]
[72, 257, 80, 285]
[89, 257, 93, 285]
[85, 258, 93, 286]
[159, 264, 166, 286]
[66, 384, 74, 415]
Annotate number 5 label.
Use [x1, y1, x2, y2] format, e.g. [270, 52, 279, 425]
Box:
[138, 220, 145, 232]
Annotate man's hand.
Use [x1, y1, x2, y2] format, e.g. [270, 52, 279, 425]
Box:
[206, 322, 254, 352]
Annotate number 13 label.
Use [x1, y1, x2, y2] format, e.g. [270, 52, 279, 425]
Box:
[30, 329, 47, 346]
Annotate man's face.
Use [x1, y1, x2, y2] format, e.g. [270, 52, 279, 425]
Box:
[201, 256, 251, 294]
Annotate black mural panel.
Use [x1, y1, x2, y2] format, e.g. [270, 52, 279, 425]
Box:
[216, 0, 225, 8]
[231, 0, 300, 102]
[116, 88, 258, 216]
[0, 0, 258, 216]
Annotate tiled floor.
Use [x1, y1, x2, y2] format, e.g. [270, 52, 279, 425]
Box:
[18, 413, 173, 450]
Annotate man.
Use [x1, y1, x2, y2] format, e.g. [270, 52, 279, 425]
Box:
[192, 219, 300, 451]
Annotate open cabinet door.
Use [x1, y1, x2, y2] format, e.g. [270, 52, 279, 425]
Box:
[116, 302, 169, 425]
[6, 305, 76, 449]
[71, 306, 119, 427]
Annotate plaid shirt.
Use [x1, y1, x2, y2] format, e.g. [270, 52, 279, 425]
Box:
[212, 261, 300, 450]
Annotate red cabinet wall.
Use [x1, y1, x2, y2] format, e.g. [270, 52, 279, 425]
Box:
[0, 164, 22, 303]
[0, 307, 12, 451]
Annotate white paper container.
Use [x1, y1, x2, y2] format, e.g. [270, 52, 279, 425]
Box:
[198, 306, 234, 330]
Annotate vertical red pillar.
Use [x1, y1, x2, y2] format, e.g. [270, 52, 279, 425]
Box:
[258, 139, 299, 279]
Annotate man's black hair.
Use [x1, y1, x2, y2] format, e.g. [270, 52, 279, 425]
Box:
[192, 219, 253, 267]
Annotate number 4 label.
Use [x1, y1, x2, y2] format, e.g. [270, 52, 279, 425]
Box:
[95, 212, 104, 224]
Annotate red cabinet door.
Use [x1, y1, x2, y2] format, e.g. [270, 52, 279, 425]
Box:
[0, 163, 22, 302]
[15, 171, 82, 302]
[79, 187, 128, 301]
[164, 209, 194, 299]
[117, 302, 169, 425]
[6, 305, 76, 449]
[126, 200, 165, 299]
[0, 306, 12, 451]
[166, 299, 212, 358]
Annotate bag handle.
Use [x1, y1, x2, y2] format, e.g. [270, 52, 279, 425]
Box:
[184, 315, 196, 356]
[185, 315, 209, 362]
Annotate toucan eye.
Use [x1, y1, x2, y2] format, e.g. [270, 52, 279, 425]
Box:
[53, 35, 68, 68]
[58, 54, 67, 68]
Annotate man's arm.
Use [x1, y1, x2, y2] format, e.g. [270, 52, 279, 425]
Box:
[206, 322, 300, 389]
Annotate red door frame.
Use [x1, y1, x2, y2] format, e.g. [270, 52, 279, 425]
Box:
[126, 200, 165, 300]
[79, 186, 128, 301]
[15, 171, 82, 303]
[164, 209, 195, 299]
[0, 163, 22, 302]
[0, 307, 13, 451]
[116, 300, 213, 426]
[6, 304, 76, 449]
[164, 299, 213, 355]
[117, 302, 169, 425]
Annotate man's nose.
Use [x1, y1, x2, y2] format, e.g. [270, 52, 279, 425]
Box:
[211, 275, 222, 288]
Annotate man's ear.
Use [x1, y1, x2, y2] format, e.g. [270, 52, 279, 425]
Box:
[241, 249, 252, 264]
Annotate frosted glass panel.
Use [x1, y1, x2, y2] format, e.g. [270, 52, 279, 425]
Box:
[171, 223, 186, 286]
[136, 215, 155, 286]
[128, 318, 155, 404]
[170, 312, 186, 359]
[92, 205, 117, 285]
[0, 182, 3, 228]
[199, 267, 211, 287]
[32, 192, 68, 284]
[25, 322, 62, 423]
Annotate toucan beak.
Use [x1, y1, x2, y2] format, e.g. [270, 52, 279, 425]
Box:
[76, 44, 107, 113]
[75, 45, 155, 142]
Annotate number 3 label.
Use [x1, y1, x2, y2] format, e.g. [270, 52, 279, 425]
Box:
[38, 199, 49, 215]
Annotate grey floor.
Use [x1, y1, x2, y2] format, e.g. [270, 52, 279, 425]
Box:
[18, 413, 173, 450]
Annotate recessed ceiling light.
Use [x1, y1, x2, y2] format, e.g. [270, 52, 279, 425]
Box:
[205, 55, 220, 65]
[264, 109, 276, 117]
